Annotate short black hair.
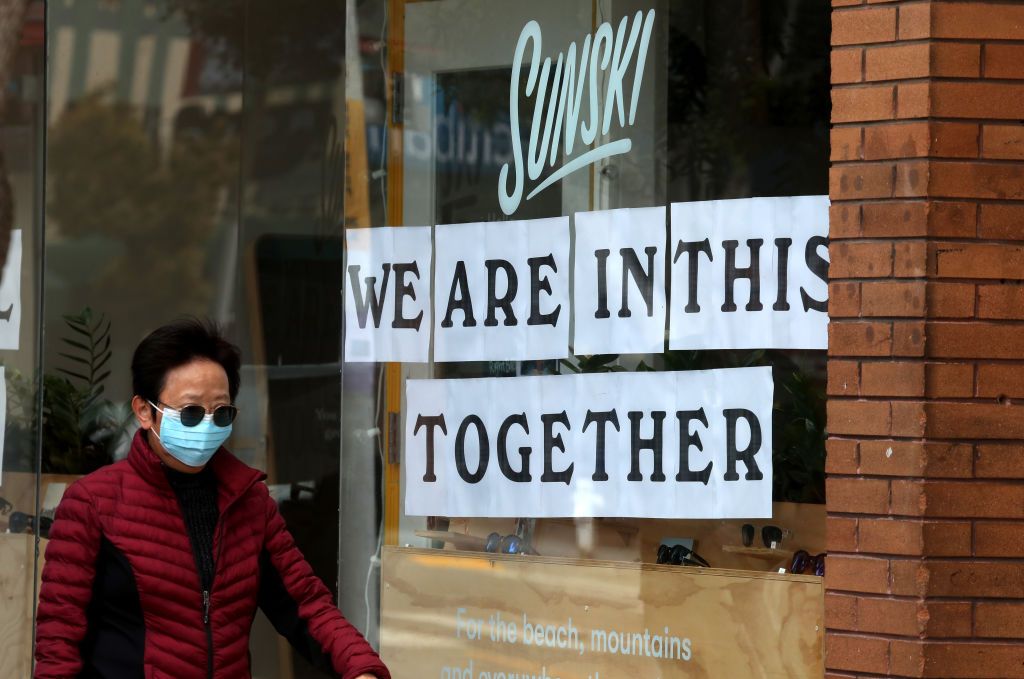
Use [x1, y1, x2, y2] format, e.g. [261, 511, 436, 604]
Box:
[131, 318, 241, 404]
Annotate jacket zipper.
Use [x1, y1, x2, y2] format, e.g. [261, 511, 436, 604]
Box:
[205, 518, 226, 679]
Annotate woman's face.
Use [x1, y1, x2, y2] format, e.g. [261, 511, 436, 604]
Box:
[132, 358, 231, 473]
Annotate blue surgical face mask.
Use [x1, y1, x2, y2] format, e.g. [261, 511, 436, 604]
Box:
[148, 401, 232, 467]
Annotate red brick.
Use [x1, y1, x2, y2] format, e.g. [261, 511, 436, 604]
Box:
[890, 478, 926, 515]
[830, 126, 862, 161]
[931, 42, 981, 78]
[975, 522, 1024, 558]
[926, 561, 1024, 598]
[827, 400, 891, 436]
[893, 240, 926, 277]
[978, 285, 1024, 320]
[892, 320, 925, 357]
[922, 602, 973, 638]
[921, 521, 972, 557]
[827, 437, 860, 474]
[897, 81, 929, 118]
[831, 48, 863, 85]
[830, 241, 892, 278]
[827, 476, 890, 513]
[863, 122, 929, 159]
[930, 160, 1024, 200]
[921, 642, 1024, 678]
[979, 204, 1024, 240]
[933, 242, 1024, 280]
[928, 322, 1024, 359]
[894, 160, 928, 197]
[929, 201, 976, 238]
[827, 554, 892, 594]
[825, 633, 889, 674]
[926, 402, 1024, 440]
[861, 281, 925, 317]
[932, 82, 1024, 120]
[865, 43, 928, 81]
[978, 363, 1024, 398]
[931, 122, 979, 158]
[897, 3, 930, 40]
[830, 202, 862, 238]
[923, 481, 1024, 519]
[830, 281, 861, 317]
[859, 440, 924, 476]
[925, 362, 973, 398]
[830, 320, 893, 356]
[975, 443, 1024, 478]
[890, 558, 925, 596]
[927, 282, 974, 318]
[832, 7, 897, 45]
[827, 516, 859, 553]
[857, 596, 920, 636]
[832, 0, 862, 5]
[889, 639, 926, 677]
[830, 163, 895, 200]
[931, 3, 1024, 40]
[832, 85, 895, 123]
[828, 359, 860, 396]
[858, 518, 922, 555]
[975, 602, 1024, 638]
[982, 124, 1024, 160]
[824, 591, 859, 630]
[861, 361, 923, 396]
[984, 44, 1024, 79]
[862, 201, 927, 237]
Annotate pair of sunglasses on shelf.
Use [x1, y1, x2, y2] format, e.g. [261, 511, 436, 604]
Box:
[7, 511, 52, 538]
[151, 401, 239, 427]
[656, 544, 710, 568]
[790, 550, 826, 577]
[484, 532, 524, 555]
[742, 523, 788, 549]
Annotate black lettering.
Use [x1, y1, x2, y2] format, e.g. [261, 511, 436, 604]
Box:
[392, 262, 423, 330]
[540, 411, 573, 484]
[528, 255, 561, 327]
[675, 409, 711, 484]
[347, 263, 391, 329]
[497, 413, 531, 482]
[722, 239, 764, 312]
[583, 409, 620, 482]
[413, 414, 447, 482]
[0, 304, 14, 321]
[627, 411, 666, 482]
[800, 235, 829, 312]
[773, 238, 792, 312]
[454, 415, 489, 483]
[723, 409, 764, 481]
[673, 239, 713, 313]
[441, 261, 477, 328]
[619, 246, 658, 318]
[594, 249, 611, 319]
[484, 259, 518, 327]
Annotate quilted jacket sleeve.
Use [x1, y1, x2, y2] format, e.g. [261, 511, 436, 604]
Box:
[34, 480, 102, 678]
[261, 489, 391, 679]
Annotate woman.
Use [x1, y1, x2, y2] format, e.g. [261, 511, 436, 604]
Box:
[35, 319, 389, 679]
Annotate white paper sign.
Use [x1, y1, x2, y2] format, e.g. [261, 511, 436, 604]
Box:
[434, 217, 570, 362]
[573, 207, 667, 355]
[0, 230, 23, 351]
[345, 226, 432, 363]
[405, 366, 773, 519]
[669, 196, 829, 350]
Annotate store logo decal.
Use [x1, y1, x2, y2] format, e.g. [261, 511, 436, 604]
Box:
[499, 10, 656, 215]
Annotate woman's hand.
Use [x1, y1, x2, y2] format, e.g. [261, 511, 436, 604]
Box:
[354, 675, 380, 679]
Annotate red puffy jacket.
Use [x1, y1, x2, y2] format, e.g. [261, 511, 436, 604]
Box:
[35, 431, 390, 679]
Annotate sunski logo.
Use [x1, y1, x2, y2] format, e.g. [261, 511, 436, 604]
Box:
[499, 10, 656, 216]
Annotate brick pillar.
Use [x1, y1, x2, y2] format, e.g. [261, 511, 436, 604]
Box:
[827, 2, 1024, 677]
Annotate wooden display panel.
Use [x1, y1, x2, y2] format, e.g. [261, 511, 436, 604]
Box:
[381, 547, 824, 679]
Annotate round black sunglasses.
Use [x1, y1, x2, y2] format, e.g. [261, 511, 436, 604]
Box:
[151, 401, 239, 428]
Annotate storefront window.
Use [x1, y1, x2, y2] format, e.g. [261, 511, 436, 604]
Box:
[345, 0, 829, 675]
